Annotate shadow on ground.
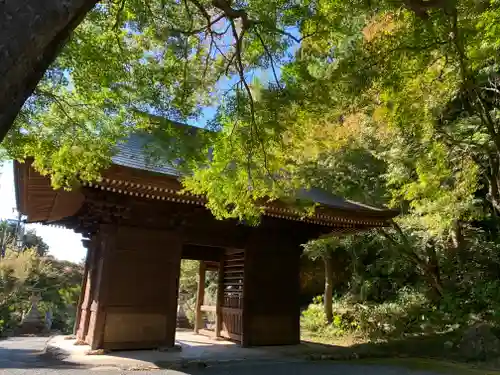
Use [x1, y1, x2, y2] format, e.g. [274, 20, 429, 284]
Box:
[300, 330, 500, 374]
[0, 347, 89, 369]
[6, 330, 499, 373]
[301, 331, 460, 359]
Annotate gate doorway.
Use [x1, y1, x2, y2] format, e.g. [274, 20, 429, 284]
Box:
[190, 248, 244, 344]
[194, 260, 219, 337]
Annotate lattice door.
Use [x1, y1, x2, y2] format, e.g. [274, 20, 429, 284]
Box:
[220, 251, 244, 342]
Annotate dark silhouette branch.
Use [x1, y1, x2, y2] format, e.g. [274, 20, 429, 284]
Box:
[112, 0, 127, 30]
[255, 29, 283, 90]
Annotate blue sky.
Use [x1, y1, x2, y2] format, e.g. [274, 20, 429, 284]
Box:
[0, 161, 86, 263]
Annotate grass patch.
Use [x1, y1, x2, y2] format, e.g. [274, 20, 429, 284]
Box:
[350, 358, 500, 375]
[301, 330, 500, 374]
[301, 330, 364, 347]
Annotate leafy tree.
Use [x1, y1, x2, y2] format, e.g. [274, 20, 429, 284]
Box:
[303, 237, 342, 324]
[289, 0, 499, 226]
[5, 0, 498, 224]
[22, 230, 49, 257]
[0, 220, 49, 258]
[0, 244, 83, 336]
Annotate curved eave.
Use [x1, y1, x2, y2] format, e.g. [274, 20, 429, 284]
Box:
[93, 167, 397, 228]
[13, 160, 85, 224]
[14, 160, 398, 230]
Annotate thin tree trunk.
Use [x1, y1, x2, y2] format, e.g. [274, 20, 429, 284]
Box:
[323, 255, 334, 324]
[424, 240, 443, 301]
[450, 220, 463, 251]
[487, 154, 500, 213]
[450, 219, 467, 267]
[0, 0, 98, 142]
[382, 224, 444, 299]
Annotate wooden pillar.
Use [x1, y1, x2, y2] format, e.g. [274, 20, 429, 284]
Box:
[241, 249, 250, 348]
[84, 225, 182, 350]
[242, 227, 301, 347]
[88, 224, 116, 349]
[194, 261, 206, 333]
[215, 256, 224, 337]
[75, 235, 100, 342]
[74, 239, 91, 336]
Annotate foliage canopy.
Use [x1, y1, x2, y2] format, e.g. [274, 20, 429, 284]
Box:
[1, 0, 500, 229]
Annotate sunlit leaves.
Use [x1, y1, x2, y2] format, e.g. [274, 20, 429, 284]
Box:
[3, 0, 500, 227]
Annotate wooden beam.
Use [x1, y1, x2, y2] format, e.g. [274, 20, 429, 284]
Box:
[182, 244, 223, 262]
[220, 330, 242, 342]
[200, 305, 216, 312]
[194, 261, 206, 333]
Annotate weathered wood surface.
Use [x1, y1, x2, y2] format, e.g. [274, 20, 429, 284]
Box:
[242, 230, 301, 347]
[74, 239, 91, 337]
[218, 251, 244, 343]
[14, 160, 84, 223]
[80, 225, 182, 350]
[182, 245, 223, 262]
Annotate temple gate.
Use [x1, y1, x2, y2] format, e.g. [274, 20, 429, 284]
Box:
[14, 134, 397, 350]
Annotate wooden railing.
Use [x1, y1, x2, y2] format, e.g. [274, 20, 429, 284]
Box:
[220, 307, 242, 341]
[198, 304, 217, 337]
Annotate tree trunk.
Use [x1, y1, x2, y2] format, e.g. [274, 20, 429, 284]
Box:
[0, 0, 98, 142]
[424, 241, 443, 302]
[450, 219, 467, 266]
[450, 220, 463, 251]
[487, 154, 500, 214]
[323, 255, 334, 324]
[383, 223, 444, 300]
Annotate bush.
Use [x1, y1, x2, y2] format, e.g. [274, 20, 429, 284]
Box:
[301, 288, 437, 340]
[0, 246, 82, 336]
[301, 296, 327, 332]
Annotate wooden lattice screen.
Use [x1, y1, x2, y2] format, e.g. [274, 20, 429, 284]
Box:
[220, 250, 244, 341]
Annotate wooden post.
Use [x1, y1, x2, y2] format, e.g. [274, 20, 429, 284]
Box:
[241, 248, 251, 347]
[194, 261, 206, 333]
[215, 256, 225, 337]
[73, 239, 91, 335]
[89, 224, 116, 349]
[83, 238, 101, 343]
[242, 230, 301, 347]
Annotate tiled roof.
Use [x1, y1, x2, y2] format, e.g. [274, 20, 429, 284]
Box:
[112, 133, 180, 177]
[112, 133, 395, 215]
[297, 187, 389, 214]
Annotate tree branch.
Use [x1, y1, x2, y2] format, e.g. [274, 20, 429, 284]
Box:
[403, 0, 448, 18]
[113, 0, 127, 30]
[255, 29, 282, 90]
[188, 0, 213, 24]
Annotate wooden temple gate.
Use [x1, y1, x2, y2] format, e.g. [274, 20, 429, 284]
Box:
[14, 150, 397, 350]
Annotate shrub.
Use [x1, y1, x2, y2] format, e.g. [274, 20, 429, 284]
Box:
[0, 246, 82, 336]
[301, 297, 327, 332]
[301, 288, 436, 340]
